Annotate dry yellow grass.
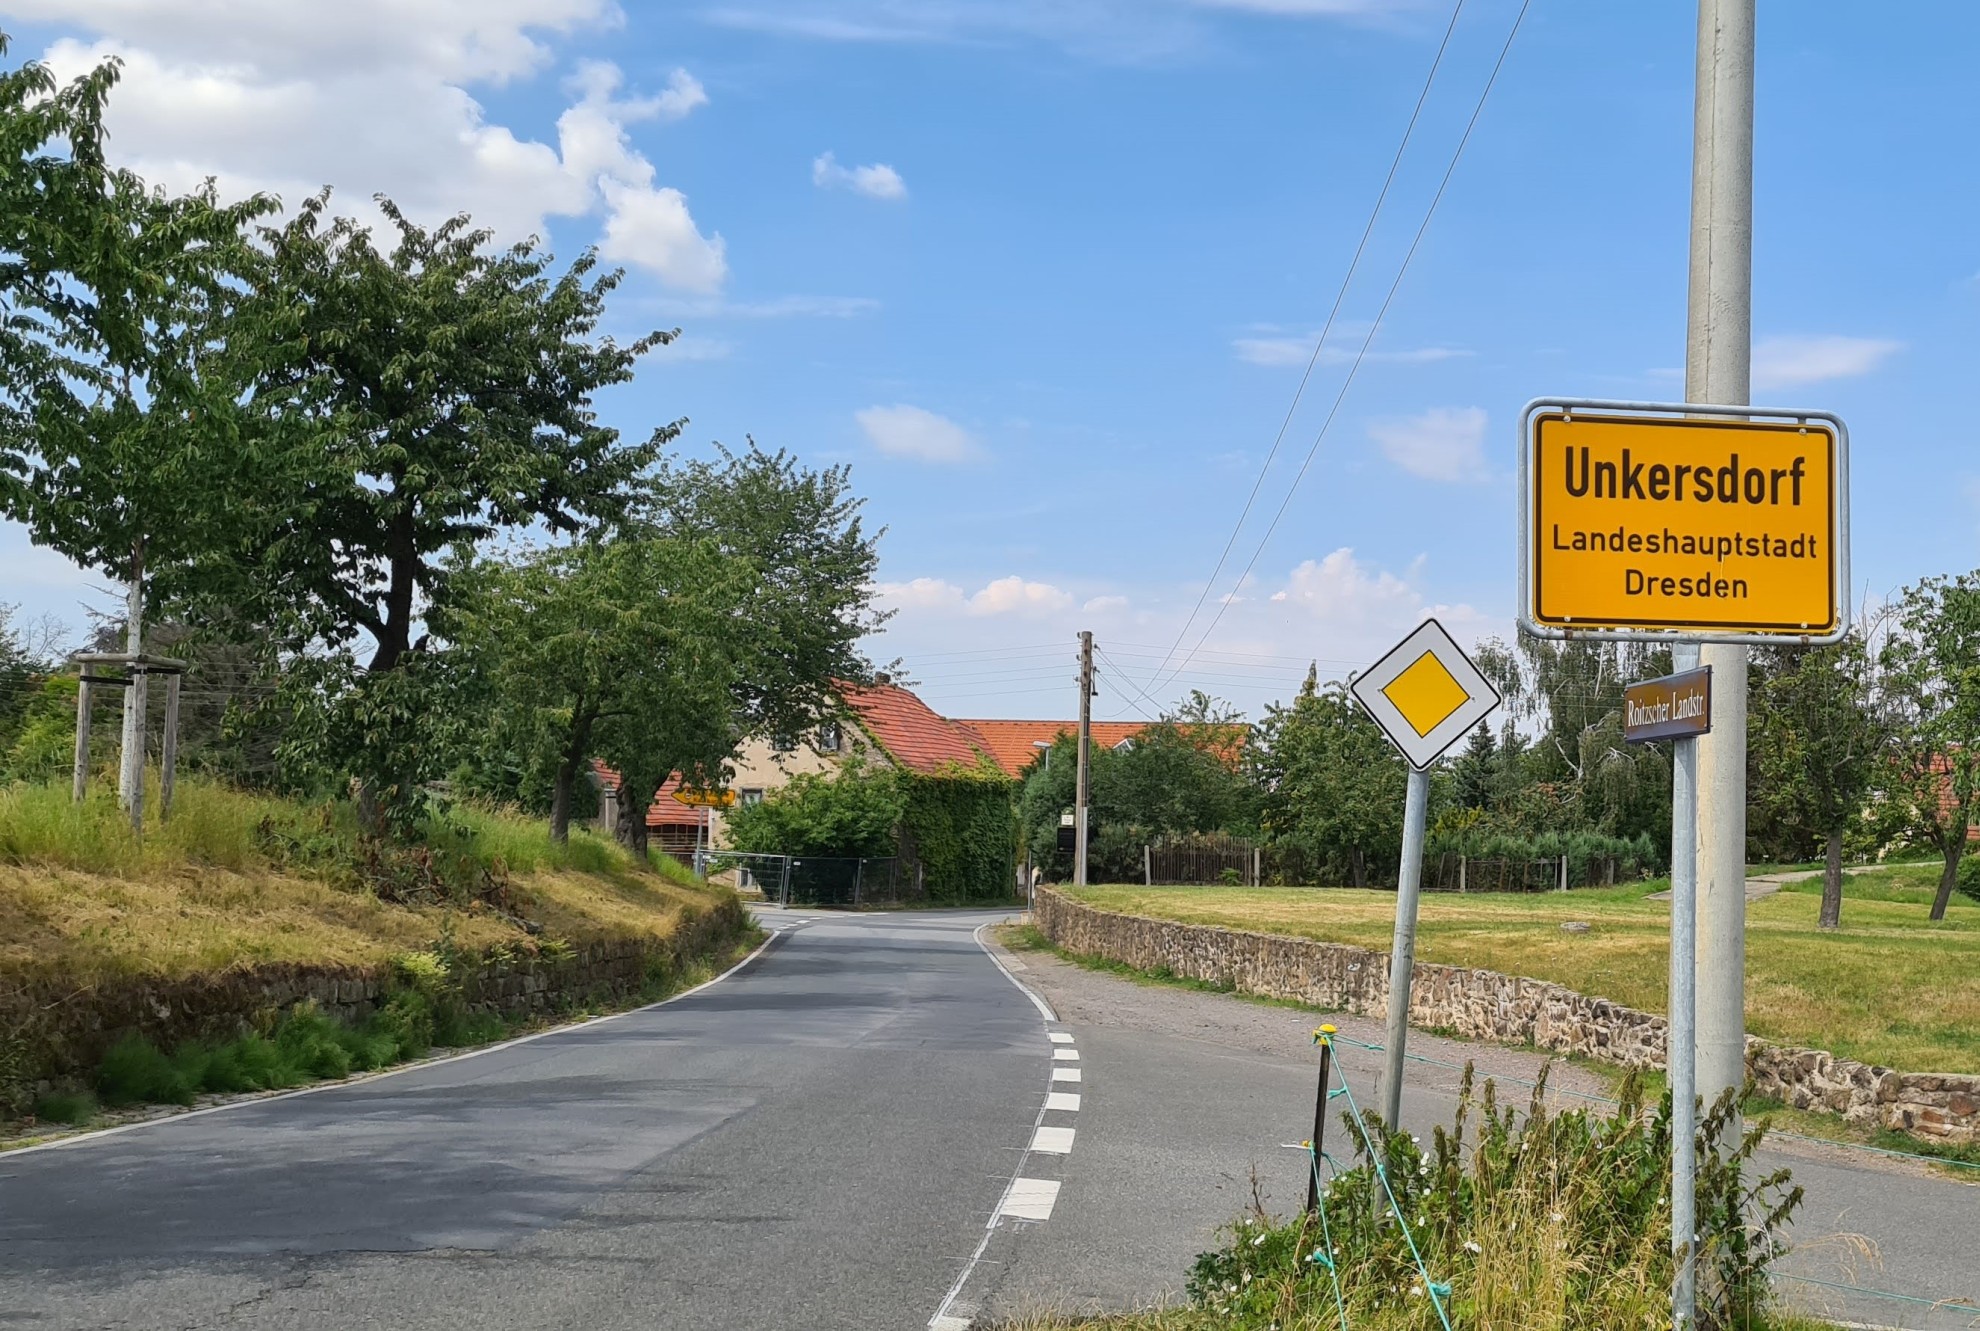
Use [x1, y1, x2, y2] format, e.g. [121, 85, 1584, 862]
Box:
[1067, 872, 1980, 1075]
[0, 776, 727, 987]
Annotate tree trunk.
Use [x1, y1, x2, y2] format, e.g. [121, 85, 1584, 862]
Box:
[615, 792, 651, 860]
[1349, 846, 1366, 889]
[1931, 837, 1963, 922]
[549, 708, 596, 845]
[1818, 828, 1843, 931]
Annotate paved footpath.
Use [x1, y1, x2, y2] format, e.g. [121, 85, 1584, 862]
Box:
[983, 936, 1980, 1331]
[0, 910, 1063, 1331]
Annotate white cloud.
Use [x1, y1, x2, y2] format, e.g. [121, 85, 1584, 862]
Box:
[1751, 335, 1902, 391]
[1268, 548, 1489, 650]
[1083, 595, 1130, 614]
[1233, 334, 1468, 368]
[875, 575, 1074, 618]
[20, 3, 727, 290]
[968, 577, 1075, 617]
[813, 150, 908, 200]
[1368, 406, 1490, 483]
[874, 576, 968, 610]
[855, 404, 979, 462]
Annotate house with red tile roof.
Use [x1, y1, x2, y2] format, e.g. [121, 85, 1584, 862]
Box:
[592, 675, 1001, 856]
[955, 717, 1248, 779]
[956, 719, 1153, 779]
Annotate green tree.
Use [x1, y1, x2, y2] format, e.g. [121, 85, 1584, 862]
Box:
[724, 757, 905, 859]
[224, 195, 671, 831]
[454, 536, 748, 843]
[1751, 633, 1886, 929]
[1255, 667, 1405, 887]
[1879, 573, 1980, 921]
[643, 444, 886, 745]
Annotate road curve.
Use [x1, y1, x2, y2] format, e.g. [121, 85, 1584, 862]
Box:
[0, 908, 1056, 1331]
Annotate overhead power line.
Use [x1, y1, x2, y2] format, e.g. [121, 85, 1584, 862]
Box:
[1153, 0, 1469, 684]
[1151, 0, 1533, 698]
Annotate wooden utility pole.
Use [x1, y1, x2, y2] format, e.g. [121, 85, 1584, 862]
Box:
[1074, 631, 1093, 887]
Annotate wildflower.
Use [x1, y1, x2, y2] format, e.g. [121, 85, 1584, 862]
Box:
[1252, 1234, 1267, 1247]
[1463, 1239, 1482, 1254]
[1550, 1210, 1564, 1224]
[1242, 1272, 1252, 1286]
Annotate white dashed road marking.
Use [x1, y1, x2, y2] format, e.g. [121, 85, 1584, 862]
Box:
[1000, 1177, 1062, 1221]
[1030, 1125, 1076, 1155]
[1052, 1067, 1081, 1083]
[1045, 1092, 1080, 1112]
[1052, 1049, 1079, 1061]
[1048, 1032, 1075, 1044]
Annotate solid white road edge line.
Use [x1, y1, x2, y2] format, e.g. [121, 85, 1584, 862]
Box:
[930, 923, 1069, 1329]
[4, 924, 791, 1160]
[971, 919, 1059, 1022]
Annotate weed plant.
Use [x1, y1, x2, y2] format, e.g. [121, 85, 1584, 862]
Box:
[1036, 1068, 1800, 1331]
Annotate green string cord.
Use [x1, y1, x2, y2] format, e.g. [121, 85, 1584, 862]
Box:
[1306, 1145, 1352, 1331]
[1329, 1064, 1456, 1331]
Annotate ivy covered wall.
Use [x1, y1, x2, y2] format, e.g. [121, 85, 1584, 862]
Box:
[898, 764, 1017, 904]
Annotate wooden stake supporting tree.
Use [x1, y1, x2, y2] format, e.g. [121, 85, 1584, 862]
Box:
[70, 651, 187, 831]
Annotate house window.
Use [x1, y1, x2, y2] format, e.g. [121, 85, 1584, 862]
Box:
[818, 723, 842, 753]
[1112, 737, 1136, 753]
[741, 788, 765, 806]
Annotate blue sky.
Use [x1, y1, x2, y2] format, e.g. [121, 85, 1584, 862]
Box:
[1, 1, 1974, 723]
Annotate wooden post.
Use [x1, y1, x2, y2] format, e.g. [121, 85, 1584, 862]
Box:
[1143, 844, 1151, 886]
[1252, 846, 1261, 887]
[160, 672, 181, 821]
[72, 671, 93, 803]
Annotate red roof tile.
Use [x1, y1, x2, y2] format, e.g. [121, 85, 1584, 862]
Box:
[590, 761, 706, 828]
[956, 720, 1151, 778]
[838, 679, 993, 775]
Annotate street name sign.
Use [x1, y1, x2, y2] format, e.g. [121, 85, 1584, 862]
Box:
[671, 787, 737, 808]
[1350, 618, 1501, 771]
[1622, 666, 1713, 744]
[1519, 398, 1848, 644]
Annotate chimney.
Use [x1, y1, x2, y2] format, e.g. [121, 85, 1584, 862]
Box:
[873, 672, 892, 686]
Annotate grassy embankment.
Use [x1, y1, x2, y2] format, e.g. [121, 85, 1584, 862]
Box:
[1063, 866, 1979, 1076]
[0, 774, 752, 1132]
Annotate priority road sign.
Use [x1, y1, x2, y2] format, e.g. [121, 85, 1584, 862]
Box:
[1520, 398, 1848, 644]
[1349, 618, 1500, 771]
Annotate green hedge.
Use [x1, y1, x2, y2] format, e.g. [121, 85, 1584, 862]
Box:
[899, 765, 1017, 904]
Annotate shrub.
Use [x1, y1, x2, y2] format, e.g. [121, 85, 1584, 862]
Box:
[1957, 853, 1980, 904]
[32, 1088, 96, 1125]
[98, 1032, 196, 1106]
[1176, 1066, 1800, 1331]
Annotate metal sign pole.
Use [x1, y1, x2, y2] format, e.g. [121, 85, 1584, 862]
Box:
[1667, 644, 1701, 1330]
[1379, 765, 1431, 1133]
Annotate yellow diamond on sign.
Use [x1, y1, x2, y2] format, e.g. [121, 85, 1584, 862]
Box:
[1381, 651, 1470, 738]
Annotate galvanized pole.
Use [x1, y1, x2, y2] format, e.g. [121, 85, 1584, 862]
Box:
[1687, 0, 1754, 1145]
[1074, 631, 1093, 887]
[72, 670, 93, 803]
[119, 542, 146, 831]
[1379, 765, 1431, 1132]
[1668, 644, 1702, 1330]
[160, 672, 181, 822]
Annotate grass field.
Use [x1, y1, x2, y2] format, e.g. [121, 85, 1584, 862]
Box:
[0, 775, 726, 988]
[1065, 865, 1980, 1075]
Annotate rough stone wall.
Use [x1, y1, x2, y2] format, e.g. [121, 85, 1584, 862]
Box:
[3, 894, 749, 1085]
[1036, 888, 1979, 1144]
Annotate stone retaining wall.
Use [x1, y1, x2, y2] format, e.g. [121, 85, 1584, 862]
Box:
[3, 895, 750, 1088]
[1036, 888, 1979, 1144]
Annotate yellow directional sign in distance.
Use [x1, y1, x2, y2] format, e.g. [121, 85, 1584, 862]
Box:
[1525, 406, 1842, 639]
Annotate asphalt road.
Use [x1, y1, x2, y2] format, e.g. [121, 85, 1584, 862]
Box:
[984, 937, 1980, 1331]
[0, 909, 1058, 1331]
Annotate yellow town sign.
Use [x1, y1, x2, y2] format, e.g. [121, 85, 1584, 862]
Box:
[1520, 400, 1847, 643]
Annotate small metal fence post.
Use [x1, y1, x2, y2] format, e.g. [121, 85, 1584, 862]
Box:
[1306, 1024, 1336, 1213]
[72, 670, 93, 803]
